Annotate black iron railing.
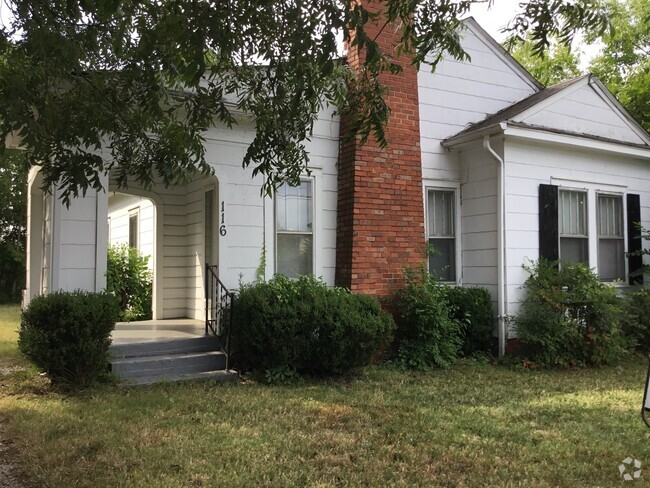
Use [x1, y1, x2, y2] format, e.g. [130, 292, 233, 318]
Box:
[205, 264, 234, 370]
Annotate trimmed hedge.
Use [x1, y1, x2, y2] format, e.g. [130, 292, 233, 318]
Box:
[230, 275, 395, 378]
[18, 291, 120, 387]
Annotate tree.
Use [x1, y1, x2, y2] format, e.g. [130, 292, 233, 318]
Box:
[0, 149, 27, 302]
[509, 37, 582, 86]
[0, 0, 610, 202]
[587, 0, 650, 130]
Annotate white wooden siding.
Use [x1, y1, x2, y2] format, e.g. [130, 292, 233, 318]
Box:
[418, 22, 539, 182]
[458, 141, 499, 300]
[107, 194, 155, 266]
[516, 84, 647, 145]
[503, 139, 650, 320]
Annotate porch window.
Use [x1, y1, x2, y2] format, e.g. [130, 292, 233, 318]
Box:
[276, 180, 313, 278]
[559, 190, 588, 265]
[598, 193, 625, 281]
[427, 189, 456, 282]
[128, 209, 139, 249]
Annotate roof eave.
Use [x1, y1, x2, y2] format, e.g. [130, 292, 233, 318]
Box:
[442, 122, 507, 148]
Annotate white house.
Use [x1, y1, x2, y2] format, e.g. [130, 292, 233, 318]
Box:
[24, 17, 650, 354]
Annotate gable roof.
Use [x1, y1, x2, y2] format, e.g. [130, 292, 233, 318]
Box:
[442, 73, 650, 148]
[461, 17, 544, 92]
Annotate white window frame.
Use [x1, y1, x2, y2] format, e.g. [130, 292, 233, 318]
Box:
[274, 177, 315, 278]
[551, 178, 629, 285]
[596, 191, 626, 282]
[128, 207, 140, 250]
[558, 188, 589, 266]
[424, 183, 461, 284]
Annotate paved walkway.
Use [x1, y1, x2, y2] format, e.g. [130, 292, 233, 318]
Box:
[111, 319, 204, 345]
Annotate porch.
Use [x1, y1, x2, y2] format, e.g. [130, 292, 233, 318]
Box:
[109, 319, 235, 385]
[111, 319, 205, 345]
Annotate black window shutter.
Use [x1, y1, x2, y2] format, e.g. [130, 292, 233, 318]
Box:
[539, 184, 559, 262]
[626, 193, 643, 285]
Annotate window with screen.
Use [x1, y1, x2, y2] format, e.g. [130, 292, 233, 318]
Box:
[276, 180, 313, 278]
[427, 189, 456, 282]
[559, 190, 588, 265]
[598, 193, 625, 281]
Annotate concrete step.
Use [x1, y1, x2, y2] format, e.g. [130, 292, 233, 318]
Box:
[110, 335, 222, 359]
[111, 351, 227, 379]
[125, 369, 238, 386]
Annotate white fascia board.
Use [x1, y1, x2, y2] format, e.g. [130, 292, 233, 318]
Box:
[441, 123, 506, 149]
[503, 124, 650, 160]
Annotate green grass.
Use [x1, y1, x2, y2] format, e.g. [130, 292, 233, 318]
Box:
[0, 304, 21, 356]
[1, 304, 649, 487]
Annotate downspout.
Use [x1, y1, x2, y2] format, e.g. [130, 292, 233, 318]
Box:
[483, 133, 507, 357]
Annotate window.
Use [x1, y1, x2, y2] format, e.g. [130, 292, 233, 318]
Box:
[598, 194, 625, 281]
[541, 183, 640, 284]
[128, 209, 139, 249]
[427, 189, 456, 281]
[559, 190, 588, 265]
[276, 180, 313, 278]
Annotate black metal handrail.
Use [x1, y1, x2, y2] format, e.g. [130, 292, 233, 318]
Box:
[205, 264, 234, 370]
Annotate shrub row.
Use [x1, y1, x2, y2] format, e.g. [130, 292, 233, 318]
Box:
[229, 272, 495, 378]
[19, 260, 646, 390]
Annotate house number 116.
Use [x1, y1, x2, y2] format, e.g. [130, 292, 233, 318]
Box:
[219, 201, 227, 236]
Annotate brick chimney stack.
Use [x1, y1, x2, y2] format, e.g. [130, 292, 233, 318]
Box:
[336, 0, 425, 296]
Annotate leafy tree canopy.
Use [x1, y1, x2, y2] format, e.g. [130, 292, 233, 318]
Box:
[0, 0, 610, 202]
[509, 36, 582, 86]
[0, 149, 27, 302]
[587, 0, 650, 130]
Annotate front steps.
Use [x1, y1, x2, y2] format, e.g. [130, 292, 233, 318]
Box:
[109, 336, 236, 385]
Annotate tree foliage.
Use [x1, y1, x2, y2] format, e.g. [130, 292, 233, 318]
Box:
[509, 37, 582, 86]
[0, 0, 610, 202]
[587, 0, 650, 130]
[0, 149, 28, 302]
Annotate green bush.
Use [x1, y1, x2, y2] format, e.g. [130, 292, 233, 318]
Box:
[515, 260, 628, 367]
[442, 286, 495, 357]
[230, 275, 395, 378]
[106, 244, 152, 321]
[394, 273, 463, 370]
[622, 288, 650, 353]
[18, 291, 120, 387]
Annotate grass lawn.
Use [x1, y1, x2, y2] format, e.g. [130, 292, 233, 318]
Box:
[1, 303, 649, 487]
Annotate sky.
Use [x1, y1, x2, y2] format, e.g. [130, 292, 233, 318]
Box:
[469, 0, 602, 69]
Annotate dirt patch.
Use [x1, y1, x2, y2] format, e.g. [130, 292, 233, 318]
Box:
[0, 424, 27, 488]
[0, 367, 26, 376]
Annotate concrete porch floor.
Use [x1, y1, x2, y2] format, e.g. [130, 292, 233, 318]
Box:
[111, 319, 205, 345]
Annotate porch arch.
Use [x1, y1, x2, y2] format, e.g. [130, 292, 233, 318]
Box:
[108, 172, 220, 320]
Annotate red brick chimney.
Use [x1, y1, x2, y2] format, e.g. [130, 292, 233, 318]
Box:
[336, 0, 425, 297]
